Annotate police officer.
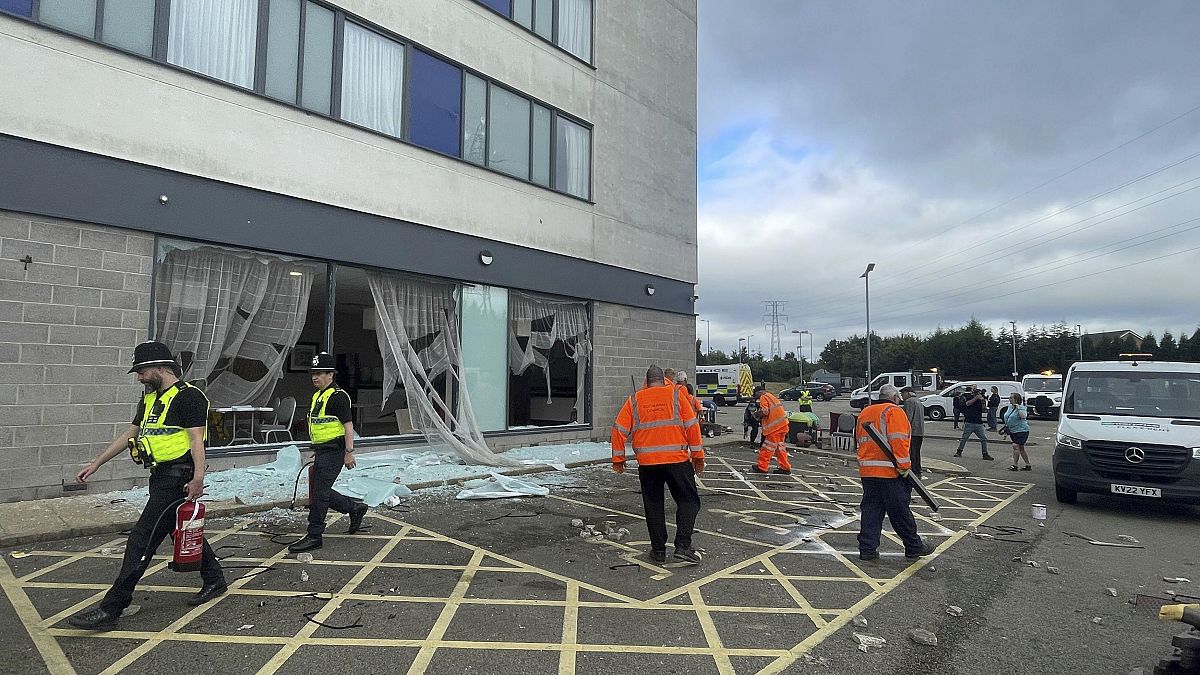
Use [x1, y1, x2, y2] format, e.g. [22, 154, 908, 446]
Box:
[288, 352, 367, 553]
[68, 341, 226, 629]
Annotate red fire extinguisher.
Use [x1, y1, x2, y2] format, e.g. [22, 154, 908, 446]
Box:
[170, 500, 205, 572]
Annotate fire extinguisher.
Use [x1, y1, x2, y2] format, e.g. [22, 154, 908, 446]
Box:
[170, 500, 205, 572]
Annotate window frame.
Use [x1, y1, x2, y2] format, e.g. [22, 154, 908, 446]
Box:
[471, 0, 595, 67]
[6, 0, 594, 203]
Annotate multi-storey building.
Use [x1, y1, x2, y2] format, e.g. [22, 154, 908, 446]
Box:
[0, 0, 697, 501]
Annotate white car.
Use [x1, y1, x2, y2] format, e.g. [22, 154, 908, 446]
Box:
[920, 381, 1024, 421]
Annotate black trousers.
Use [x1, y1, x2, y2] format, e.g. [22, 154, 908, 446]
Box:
[638, 461, 701, 553]
[910, 436, 924, 476]
[100, 466, 223, 614]
[308, 445, 356, 537]
[857, 477, 924, 555]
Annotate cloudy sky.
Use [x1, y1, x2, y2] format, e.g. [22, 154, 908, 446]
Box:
[694, 0, 1200, 358]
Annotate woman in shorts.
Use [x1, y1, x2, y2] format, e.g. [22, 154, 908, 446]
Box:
[1002, 392, 1031, 471]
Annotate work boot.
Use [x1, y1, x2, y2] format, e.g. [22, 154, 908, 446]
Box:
[347, 503, 369, 534]
[905, 542, 937, 559]
[67, 607, 119, 630]
[288, 536, 323, 553]
[859, 550, 879, 561]
[749, 466, 769, 474]
[673, 547, 703, 564]
[648, 550, 667, 564]
[772, 468, 791, 475]
[982, 454, 995, 461]
[188, 580, 228, 606]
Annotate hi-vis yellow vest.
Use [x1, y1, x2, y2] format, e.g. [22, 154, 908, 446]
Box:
[309, 386, 347, 445]
[139, 383, 207, 463]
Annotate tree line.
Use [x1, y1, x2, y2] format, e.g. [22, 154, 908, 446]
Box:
[698, 320, 1200, 382]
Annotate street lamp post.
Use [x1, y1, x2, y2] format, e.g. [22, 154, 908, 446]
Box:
[861, 264, 876, 382]
[738, 338, 746, 364]
[1010, 320, 1018, 380]
[1076, 324, 1084, 361]
[791, 329, 809, 382]
[699, 319, 711, 355]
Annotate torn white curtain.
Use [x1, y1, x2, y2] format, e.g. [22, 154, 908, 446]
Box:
[154, 245, 316, 405]
[368, 272, 517, 467]
[507, 291, 591, 418]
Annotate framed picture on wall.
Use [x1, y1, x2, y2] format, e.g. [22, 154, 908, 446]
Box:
[289, 342, 319, 372]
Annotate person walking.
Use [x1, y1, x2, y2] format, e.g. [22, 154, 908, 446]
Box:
[288, 352, 368, 553]
[1002, 393, 1032, 471]
[900, 386, 925, 477]
[743, 398, 761, 445]
[67, 341, 227, 629]
[954, 387, 995, 460]
[612, 365, 704, 564]
[987, 386, 1002, 431]
[854, 384, 935, 561]
[952, 389, 965, 430]
[751, 384, 791, 474]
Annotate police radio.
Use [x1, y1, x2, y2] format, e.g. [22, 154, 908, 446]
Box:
[127, 438, 154, 468]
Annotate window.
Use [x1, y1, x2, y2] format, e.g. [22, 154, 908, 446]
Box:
[40, 0, 96, 37]
[167, 0, 259, 89]
[488, 86, 531, 179]
[531, 104, 552, 186]
[474, 0, 590, 63]
[461, 285, 509, 431]
[555, 117, 591, 199]
[409, 50, 462, 156]
[340, 22, 405, 137]
[300, 2, 334, 113]
[508, 292, 591, 428]
[264, 0, 301, 102]
[0, 0, 32, 17]
[100, 0, 155, 56]
[557, 0, 592, 61]
[462, 74, 488, 166]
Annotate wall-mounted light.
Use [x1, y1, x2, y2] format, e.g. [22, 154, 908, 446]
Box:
[479, 250, 494, 265]
[158, 194, 169, 204]
[645, 284, 655, 296]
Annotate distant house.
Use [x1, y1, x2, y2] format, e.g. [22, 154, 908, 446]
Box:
[1084, 330, 1144, 349]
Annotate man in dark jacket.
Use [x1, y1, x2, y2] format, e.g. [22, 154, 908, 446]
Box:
[743, 400, 761, 445]
[954, 387, 994, 460]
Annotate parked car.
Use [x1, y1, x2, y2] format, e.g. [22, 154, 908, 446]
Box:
[779, 382, 835, 401]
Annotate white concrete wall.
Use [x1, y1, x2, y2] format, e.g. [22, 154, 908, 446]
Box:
[0, 0, 696, 282]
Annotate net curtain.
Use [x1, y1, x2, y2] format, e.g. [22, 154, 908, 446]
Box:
[507, 291, 591, 420]
[154, 245, 316, 405]
[368, 271, 517, 467]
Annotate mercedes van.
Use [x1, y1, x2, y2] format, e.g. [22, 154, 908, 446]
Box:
[1053, 358, 1200, 505]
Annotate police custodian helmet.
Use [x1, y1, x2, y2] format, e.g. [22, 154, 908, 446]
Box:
[128, 341, 181, 374]
[309, 351, 336, 373]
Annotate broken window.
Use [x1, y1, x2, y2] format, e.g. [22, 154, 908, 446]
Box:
[507, 291, 591, 428]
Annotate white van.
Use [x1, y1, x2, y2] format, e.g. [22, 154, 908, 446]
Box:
[1053, 358, 1200, 505]
[1021, 373, 1063, 419]
[695, 364, 754, 406]
[919, 381, 1023, 421]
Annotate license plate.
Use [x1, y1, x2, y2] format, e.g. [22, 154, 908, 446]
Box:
[1110, 484, 1161, 498]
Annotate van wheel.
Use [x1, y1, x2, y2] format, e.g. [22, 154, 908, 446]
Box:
[927, 406, 946, 421]
[1055, 483, 1077, 505]
[714, 395, 727, 407]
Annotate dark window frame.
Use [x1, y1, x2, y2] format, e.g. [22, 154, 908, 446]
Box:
[471, 0, 595, 68]
[4, 0, 594, 203]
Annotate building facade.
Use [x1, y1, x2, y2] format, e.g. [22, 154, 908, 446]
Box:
[0, 0, 697, 502]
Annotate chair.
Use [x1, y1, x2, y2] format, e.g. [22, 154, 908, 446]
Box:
[259, 396, 296, 443]
[830, 413, 857, 453]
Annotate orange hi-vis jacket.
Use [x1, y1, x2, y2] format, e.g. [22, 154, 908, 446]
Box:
[756, 392, 788, 437]
[855, 402, 912, 478]
[611, 383, 704, 466]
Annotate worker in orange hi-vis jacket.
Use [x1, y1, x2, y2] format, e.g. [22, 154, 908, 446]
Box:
[853, 383, 935, 562]
[674, 371, 704, 415]
[751, 384, 791, 474]
[611, 365, 705, 565]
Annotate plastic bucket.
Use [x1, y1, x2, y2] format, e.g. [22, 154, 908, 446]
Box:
[1031, 503, 1047, 520]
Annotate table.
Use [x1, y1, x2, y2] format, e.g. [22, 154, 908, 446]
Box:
[212, 406, 274, 445]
